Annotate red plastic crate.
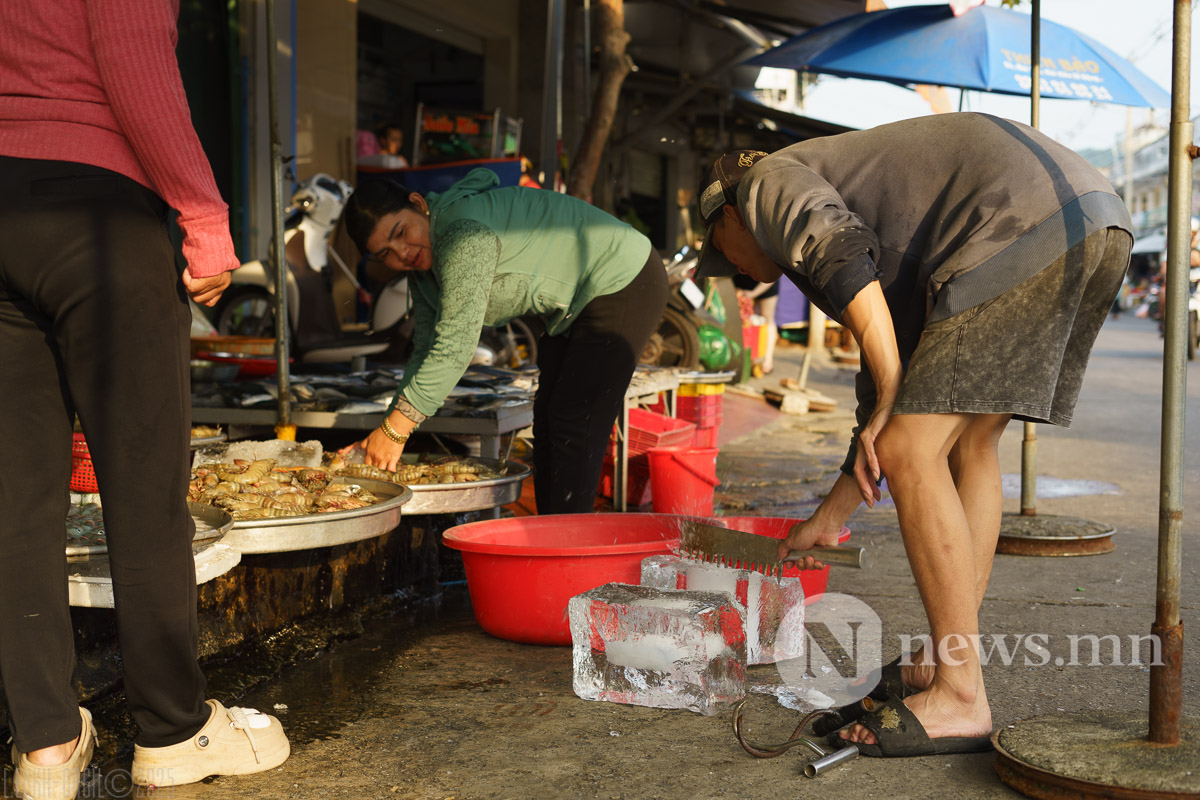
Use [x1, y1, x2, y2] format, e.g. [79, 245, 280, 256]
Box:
[598, 453, 653, 506]
[614, 408, 696, 456]
[70, 432, 99, 493]
[678, 395, 724, 428]
[692, 426, 720, 447]
[678, 395, 723, 413]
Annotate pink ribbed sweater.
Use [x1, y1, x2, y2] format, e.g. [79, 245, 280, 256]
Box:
[0, 0, 236, 277]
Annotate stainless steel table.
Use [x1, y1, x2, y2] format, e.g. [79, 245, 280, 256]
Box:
[190, 401, 533, 460]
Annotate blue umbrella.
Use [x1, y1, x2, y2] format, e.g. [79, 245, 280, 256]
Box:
[746, 3, 1170, 108]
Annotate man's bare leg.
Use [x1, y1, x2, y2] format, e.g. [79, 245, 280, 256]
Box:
[841, 412, 993, 745]
[899, 413, 1012, 693]
[950, 414, 1012, 607]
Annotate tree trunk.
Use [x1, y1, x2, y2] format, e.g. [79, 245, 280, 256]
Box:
[567, 0, 631, 201]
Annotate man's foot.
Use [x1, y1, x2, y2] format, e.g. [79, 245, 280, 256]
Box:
[839, 682, 992, 747]
[11, 708, 96, 800]
[130, 700, 290, 787]
[896, 648, 937, 693]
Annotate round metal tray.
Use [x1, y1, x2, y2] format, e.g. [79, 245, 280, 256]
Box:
[219, 477, 412, 554]
[401, 458, 531, 514]
[65, 502, 233, 560]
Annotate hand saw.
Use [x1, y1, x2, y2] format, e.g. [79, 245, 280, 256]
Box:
[678, 519, 867, 576]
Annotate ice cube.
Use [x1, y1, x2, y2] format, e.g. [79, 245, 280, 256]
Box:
[638, 554, 805, 666]
[639, 554, 685, 590]
[569, 583, 746, 715]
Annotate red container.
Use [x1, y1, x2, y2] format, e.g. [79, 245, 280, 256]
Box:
[647, 446, 720, 516]
[617, 408, 696, 455]
[718, 516, 852, 605]
[70, 432, 99, 493]
[598, 453, 653, 506]
[742, 324, 767, 361]
[692, 427, 720, 448]
[442, 513, 683, 645]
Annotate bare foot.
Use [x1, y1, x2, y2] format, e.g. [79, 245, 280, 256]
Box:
[840, 682, 992, 746]
[898, 646, 937, 692]
[26, 736, 79, 766]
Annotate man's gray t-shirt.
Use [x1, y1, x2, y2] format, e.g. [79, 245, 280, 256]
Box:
[736, 112, 1132, 471]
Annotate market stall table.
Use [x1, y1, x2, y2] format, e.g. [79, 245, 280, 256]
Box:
[190, 400, 533, 461]
[66, 502, 240, 608]
[612, 368, 682, 512]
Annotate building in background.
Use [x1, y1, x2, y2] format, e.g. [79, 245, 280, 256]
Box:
[175, 0, 866, 272]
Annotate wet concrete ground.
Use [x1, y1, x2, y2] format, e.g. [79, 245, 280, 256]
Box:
[14, 315, 1200, 799]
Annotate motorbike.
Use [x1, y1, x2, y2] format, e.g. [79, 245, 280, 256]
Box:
[213, 174, 539, 370]
[640, 245, 747, 381]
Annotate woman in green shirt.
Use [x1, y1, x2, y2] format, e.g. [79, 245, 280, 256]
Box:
[343, 169, 667, 513]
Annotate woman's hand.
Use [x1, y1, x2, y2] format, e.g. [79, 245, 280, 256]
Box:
[776, 516, 845, 570]
[340, 427, 406, 473]
[854, 401, 893, 506]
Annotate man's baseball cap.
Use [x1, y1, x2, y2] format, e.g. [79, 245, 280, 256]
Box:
[693, 149, 769, 281]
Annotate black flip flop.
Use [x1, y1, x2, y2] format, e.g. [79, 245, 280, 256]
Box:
[826, 696, 994, 758]
[811, 656, 916, 736]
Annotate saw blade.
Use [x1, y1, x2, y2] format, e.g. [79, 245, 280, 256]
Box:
[677, 519, 866, 576]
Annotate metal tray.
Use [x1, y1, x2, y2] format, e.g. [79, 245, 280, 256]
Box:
[65, 502, 233, 560]
[69, 542, 241, 608]
[219, 477, 412, 554]
[401, 458, 531, 514]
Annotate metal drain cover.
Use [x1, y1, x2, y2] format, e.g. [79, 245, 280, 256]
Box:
[996, 513, 1115, 556]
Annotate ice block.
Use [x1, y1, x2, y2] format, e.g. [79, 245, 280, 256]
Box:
[569, 582, 746, 715]
[639, 554, 805, 665]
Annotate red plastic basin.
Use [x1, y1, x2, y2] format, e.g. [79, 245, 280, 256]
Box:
[442, 513, 686, 646]
[718, 516, 852, 605]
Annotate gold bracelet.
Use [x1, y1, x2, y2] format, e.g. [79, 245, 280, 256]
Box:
[380, 418, 410, 445]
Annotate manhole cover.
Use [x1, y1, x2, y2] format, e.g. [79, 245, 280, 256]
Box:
[996, 513, 1115, 556]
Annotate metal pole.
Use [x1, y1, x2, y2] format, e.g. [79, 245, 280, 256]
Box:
[540, 0, 565, 188]
[266, 0, 294, 440]
[1149, 0, 1191, 747]
[1020, 0, 1041, 515]
[583, 0, 591, 113]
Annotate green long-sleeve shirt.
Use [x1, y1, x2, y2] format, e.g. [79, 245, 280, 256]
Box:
[394, 168, 652, 419]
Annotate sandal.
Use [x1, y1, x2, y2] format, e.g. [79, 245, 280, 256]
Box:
[811, 655, 916, 736]
[827, 696, 994, 758]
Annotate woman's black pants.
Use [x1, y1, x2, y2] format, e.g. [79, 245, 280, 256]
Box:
[0, 157, 209, 751]
[533, 253, 668, 514]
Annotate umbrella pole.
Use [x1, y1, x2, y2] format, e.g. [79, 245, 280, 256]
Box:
[265, 0, 294, 441]
[1018, 0, 1042, 517]
[1148, 0, 1191, 746]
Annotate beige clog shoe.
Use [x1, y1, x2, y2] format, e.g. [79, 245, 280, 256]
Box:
[130, 699, 290, 787]
[11, 707, 96, 800]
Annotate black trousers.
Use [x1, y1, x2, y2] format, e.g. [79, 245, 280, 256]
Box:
[533, 253, 668, 514]
[0, 157, 209, 751]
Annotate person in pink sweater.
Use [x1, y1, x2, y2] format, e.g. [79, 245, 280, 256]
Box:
[0, 1, 289, 796]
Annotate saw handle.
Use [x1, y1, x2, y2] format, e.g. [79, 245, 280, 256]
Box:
[782, 545, 866, 569]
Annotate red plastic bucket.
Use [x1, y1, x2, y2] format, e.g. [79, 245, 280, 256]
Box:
[647, 446, 720, 516]
[442, 513, 687, 645]
[718, 516, 851, 605]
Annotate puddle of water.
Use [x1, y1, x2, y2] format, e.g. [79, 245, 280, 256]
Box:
[78, 590, 473, 791]
[1000, 474, 1121, 499]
